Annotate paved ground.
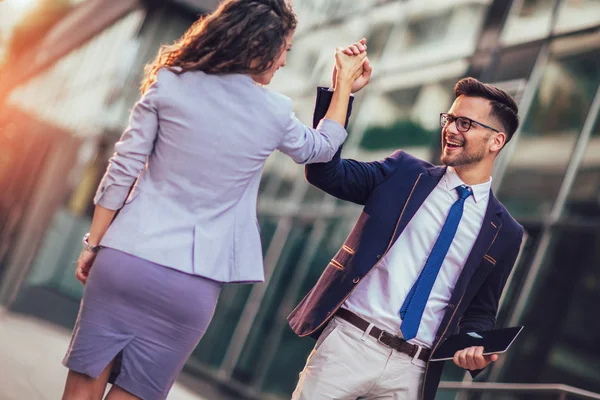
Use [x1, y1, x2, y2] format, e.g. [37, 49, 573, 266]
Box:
[0, 308, 208, 400]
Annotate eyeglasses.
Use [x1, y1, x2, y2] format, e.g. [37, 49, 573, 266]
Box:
[440, 113, 500, 133]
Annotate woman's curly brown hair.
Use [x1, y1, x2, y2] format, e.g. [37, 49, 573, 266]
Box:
[141, 0, 297, 93]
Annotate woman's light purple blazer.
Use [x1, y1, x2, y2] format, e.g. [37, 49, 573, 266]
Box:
[94, 68, 347, 283]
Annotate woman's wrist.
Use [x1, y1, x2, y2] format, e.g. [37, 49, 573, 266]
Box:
[82, 233, 102, 253]
[334, 78, 352, 94]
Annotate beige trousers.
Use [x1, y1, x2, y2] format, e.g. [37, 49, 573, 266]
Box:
[292, 317, 426, 400]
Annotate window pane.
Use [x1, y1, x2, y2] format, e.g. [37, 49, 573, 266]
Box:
[564, 107, 600, 219]
[4, 10, 150, 303]
[294, 0, 379, 35]
[357, 80, 455, 162]
[232, 218, 314, 384]
[302, 183, 327, 204]
[488, 43, 543, 83]
[383, 4, 486, 71]
[497, 45, 600, 218]
[259, 218, 349, 397]
[191, 284, 253, 368]
[366, 22, 394, 58]
[191, 217, 278, 367]
[496, 224, 543, 325]
[554, 0, 600, 34]
[501, 227, 600, 392]
[500, 0, 556, 46]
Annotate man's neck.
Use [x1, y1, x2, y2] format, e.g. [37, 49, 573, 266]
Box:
[451, 164, 492, 186]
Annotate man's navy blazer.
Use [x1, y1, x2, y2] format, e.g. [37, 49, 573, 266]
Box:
[288, 88, 524, 400]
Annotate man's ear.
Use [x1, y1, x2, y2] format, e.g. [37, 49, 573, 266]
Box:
[490, 131, 506, 153]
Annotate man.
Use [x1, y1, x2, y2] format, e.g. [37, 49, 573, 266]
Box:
[288, 41, 523, 400]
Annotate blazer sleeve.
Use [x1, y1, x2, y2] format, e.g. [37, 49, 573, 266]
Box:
[459, 225, 525, 378]
[93, 79, 160, 210]
[276, 90, 349, 165]
[305, 87, 401, 205]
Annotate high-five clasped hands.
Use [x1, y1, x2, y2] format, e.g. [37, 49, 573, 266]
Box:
[332, 46, 368, 91]
[333, 38, 373, 93]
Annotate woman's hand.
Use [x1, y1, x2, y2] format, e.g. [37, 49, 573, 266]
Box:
[332, 38, 372, 93]
[324, 41, 369, 127]
[75, 249, 97, 285]
[75, 205, 117, 285]
[334, 48, 368, 89]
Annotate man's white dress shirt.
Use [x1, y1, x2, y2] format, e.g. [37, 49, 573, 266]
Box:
[343, 167, 492, 348]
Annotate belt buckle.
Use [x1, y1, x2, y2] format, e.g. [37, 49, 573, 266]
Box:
[410, 343, 423, 365]
[377, 331, 393, 349]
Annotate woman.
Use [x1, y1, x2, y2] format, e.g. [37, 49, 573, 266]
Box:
[61, 0, 369, 399]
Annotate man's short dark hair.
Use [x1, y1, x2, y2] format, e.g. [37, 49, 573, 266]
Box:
[454, 77, 520, 143]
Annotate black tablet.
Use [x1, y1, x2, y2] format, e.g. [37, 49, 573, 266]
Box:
[429, 326, 524, 361]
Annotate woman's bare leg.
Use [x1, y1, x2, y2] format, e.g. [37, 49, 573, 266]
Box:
[104, 385, 142, 400]
[62, 361, 113, 400]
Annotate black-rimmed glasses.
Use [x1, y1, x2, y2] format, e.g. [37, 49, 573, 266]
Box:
[440, 113, 500, 133]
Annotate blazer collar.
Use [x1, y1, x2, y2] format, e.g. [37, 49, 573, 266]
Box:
[427, 165, 446, 178]
[427, 165, 502, 214]
[487, 189, 504, 216]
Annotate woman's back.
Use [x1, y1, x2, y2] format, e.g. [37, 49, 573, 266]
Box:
[96, 68, 347, 282]
[145, 68, 287, 213]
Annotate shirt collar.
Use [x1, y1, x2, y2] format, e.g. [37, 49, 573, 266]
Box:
[444, 167, 492, 203]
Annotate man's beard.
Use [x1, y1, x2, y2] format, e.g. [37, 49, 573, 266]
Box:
[441, 144, 486, 167]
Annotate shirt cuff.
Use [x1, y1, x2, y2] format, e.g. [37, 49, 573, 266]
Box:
[326, 87, 356, 96]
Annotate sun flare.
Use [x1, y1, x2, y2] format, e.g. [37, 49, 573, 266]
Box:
[9, 0, 38, 12]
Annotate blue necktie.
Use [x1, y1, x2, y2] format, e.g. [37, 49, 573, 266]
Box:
[400, 185, 472, 341]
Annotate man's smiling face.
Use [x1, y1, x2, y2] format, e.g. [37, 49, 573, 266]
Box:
[441, 95, 501, 168]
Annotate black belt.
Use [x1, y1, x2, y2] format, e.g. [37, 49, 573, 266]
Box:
[336, 308, 431, 362]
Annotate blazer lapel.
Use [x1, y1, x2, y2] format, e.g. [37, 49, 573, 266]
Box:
[391, 166, 446, 245]
[452, 191, 503, 297]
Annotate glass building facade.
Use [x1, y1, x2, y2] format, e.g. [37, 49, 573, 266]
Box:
[0, 0, 599, 398]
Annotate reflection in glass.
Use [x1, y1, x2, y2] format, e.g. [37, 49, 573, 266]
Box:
[294, 0, 379, 35]
[302, 183, 327, 204]
[232, 218, 314, 384]
[501, 228, 600, 392]
[500, 0, 556, 46]
[405, 12, 449, 49]
[361, 119, 437, 151]
[1, 11, 150, 308]
[488, 44, 542, 83]
[554, 0, 600, 34]
[192, 284, 253, 368]
[497, 46, 600, 218]
[358, 82, 454, 163]
[366, 22, 394, 58]
[7, 11, 146, 135]
[495, 225, 542, 326]
[565, 109, 600, 219]
[382, 4, 486, 71]
[259, 218, 348, 396]
[191, 217, 279, 367]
